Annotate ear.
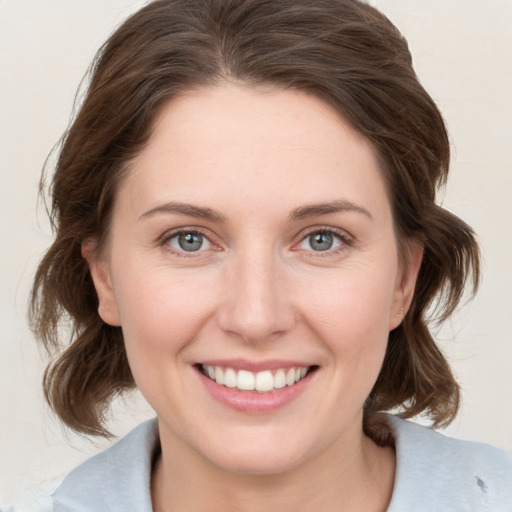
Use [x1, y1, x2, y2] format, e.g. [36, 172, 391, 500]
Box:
[389, 240, 424, 330]
[81, 237, 121, 326]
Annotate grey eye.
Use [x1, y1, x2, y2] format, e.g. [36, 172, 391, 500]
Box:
[169, 232, 210, 252]
[298, 231, 344, 252]
[178, 233, 203, 251]
[309, 232, 334, 251]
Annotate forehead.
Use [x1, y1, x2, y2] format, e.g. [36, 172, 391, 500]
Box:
[119, 84, 390, 220]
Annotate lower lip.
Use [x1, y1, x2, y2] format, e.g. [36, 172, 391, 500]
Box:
[197, 368, 314, 414]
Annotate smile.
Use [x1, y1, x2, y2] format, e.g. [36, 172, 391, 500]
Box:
[200, 364, 311, 393]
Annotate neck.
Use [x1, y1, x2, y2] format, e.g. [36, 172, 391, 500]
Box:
[151, 419, 395, 512]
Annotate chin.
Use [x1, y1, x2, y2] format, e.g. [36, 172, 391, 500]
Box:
[198, 427, 320, 476]
[210, 447, 308, 476]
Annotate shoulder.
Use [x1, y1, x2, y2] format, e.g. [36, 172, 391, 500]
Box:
[7, 419, 159, 512]
[386, 415, 512, 511]
[2, 493, 54, 512]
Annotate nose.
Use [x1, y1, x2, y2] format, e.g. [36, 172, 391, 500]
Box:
[216, 248, 296, 343]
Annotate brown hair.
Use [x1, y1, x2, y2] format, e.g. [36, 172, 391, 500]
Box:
[30, 0, 480, 437]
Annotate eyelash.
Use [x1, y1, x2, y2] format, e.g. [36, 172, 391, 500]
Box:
[295, 227, 353, 256]
[159, 226, 353, 257]
[160, 227, 217, 257]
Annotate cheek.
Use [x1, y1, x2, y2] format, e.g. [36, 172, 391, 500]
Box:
[110, 265, 221, 415]
[303, 265, 397, 339]
[112, 264, 218, 359]
[298, 261, 397, 391]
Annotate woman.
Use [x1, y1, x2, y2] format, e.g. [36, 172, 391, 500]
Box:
[19, 0, 512, 510]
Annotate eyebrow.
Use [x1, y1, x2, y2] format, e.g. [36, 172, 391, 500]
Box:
[139, 199, 372, 223]
[288, 200, 372, 221]
[139, 201, 227, 222]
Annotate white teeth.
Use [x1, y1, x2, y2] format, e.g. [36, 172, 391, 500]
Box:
[202, 365, 311, 392]
[224, 368, 237, 388]
[274, 369, 286, 389]
[237, 370, 255, 390]
[255, 371, 274, 392]
[214, 366, 224, 386]
[285, 368, 296, 386]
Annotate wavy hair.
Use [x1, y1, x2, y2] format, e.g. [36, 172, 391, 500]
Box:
[30, 0, 480, 437]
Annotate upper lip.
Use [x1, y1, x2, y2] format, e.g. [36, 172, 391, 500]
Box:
[196, 358, 314, 372]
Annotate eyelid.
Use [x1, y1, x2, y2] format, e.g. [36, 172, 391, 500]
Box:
[159, 226, 220, 255]
[157, 224, 353, 257]
[293, 226, 353, 254]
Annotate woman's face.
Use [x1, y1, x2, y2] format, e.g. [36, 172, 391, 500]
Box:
[87, 84, 420, 475]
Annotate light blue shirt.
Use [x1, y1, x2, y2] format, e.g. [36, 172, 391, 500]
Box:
[8, 416, 512, 511]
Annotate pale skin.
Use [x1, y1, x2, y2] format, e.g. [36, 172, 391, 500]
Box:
[83, 84, 423, 511]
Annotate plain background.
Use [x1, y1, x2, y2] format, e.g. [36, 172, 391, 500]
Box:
[1, 0, 511, 506]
